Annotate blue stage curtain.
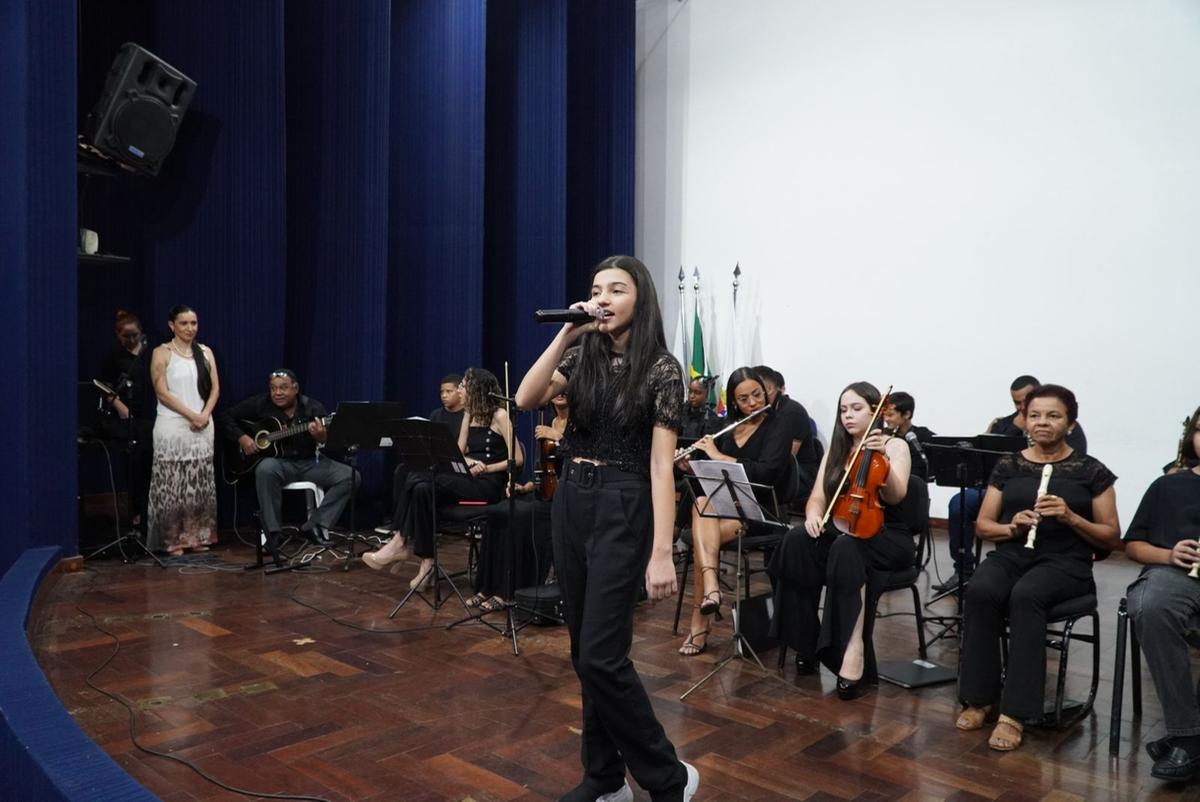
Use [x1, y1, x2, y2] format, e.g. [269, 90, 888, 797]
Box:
[284, 0, 391, 407]
[482, 0, 567, 382]
[146, 0, 289, 402]
[387, 0, 488, 414]
[566, 0, 636, 296]
[0, 0, 77, 573]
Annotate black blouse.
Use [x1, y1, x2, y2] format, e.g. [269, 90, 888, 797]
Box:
[556, 347, 683, 477]
[1124, 470, 1200, 551]
[711, 411, 796, 509]
[988, 450, 1116, 562]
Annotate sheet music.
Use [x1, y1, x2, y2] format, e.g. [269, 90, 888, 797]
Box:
[691, 461, 766, 523]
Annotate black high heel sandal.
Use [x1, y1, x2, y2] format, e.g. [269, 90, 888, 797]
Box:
[836, 676, 867, 701]
[698, 566, 723, 619]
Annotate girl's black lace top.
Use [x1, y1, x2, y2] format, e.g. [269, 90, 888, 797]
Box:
[556, 347, 683, 477]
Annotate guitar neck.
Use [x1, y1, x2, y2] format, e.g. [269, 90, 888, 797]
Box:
[266, 416, 328, 443]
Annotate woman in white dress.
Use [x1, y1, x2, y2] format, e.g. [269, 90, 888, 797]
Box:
[147, 305, 220, 556]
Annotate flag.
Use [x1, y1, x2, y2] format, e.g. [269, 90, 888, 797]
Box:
[670, 268, 690, 381]
[690, 294, 706, 380]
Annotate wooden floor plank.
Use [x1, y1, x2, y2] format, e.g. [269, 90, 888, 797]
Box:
[30, 533, 1200, 800]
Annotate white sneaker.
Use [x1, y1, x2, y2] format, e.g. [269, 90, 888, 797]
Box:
[596, 782, 633, 802]
[681, 761, 700, 801]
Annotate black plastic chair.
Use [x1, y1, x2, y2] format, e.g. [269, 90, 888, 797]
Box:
[1002, 593, 1100, 729]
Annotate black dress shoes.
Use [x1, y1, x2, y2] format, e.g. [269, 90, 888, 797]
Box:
[932, 572, 961, 592]
[794, 655, 818, 675]
[1152, 745, 1200, 782]
[836, 676, 867, 701]
[1146, 736, 1173, 762]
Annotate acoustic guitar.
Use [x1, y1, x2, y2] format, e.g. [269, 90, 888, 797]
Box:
[224, 413, 334, 481]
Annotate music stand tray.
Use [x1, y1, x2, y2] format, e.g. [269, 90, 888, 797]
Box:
[680, 462, 787, 701]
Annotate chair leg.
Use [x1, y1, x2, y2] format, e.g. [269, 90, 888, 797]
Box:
[1054, 617, 1075, 727]
[910, 584, 928, 660]
[1110, 599, 1129, 756]
[673, 547, 691, 636]
[1130, 616, 1143, 716]
[1085, 611, 1100, 718]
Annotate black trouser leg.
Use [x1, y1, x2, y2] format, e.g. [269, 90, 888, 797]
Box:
[1000, 563, 1090, 720]
[552, 477, 686, 799]
[767, 527, 832, 657]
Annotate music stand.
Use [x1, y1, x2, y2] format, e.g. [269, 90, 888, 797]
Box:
[921, 434, 1024, 643]
[319, 401, 407, 570]
[679, 462, 787, 701]
[385, 418, 475, 616]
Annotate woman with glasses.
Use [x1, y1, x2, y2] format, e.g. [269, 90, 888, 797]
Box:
[675, 367, 796, 656]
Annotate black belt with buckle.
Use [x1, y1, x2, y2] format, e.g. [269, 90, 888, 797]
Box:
[562, 460, 646, 488]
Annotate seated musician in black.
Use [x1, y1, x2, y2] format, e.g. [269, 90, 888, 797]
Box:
[755, 365, 819, 501]
[382, 373, 465, 534]
[680, 376, 721, 439]
[467, 392, 568, 611]
[1124, 404, 1200, 782]
[217, 369, 357, 564]
[936, 375, 1090, 592]
[769, 381, 914, 701]
[880, 391, 935, 481]
[676, 367, 796, 656]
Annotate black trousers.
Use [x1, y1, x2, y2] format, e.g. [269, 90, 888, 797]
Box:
[397, 472, 503, 558]
[476, 495, 553, 598]
[958, 551, 1092, 720]
[552, 463, 687, 800]
[769, 527, 914, 682]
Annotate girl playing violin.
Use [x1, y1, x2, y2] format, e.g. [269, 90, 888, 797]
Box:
[769, 381, 913, 700]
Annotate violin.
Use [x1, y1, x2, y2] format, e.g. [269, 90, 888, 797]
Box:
[538, 437, 559, 500]
[821, 386, 893, 539]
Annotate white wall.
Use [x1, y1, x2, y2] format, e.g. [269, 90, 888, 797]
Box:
[636, 0, 1200, 518]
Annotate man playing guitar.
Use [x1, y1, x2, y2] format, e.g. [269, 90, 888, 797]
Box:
[217, 369, 357, 564]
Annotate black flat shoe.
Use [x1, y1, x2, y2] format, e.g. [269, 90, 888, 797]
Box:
[1152, 746, 1200, 782]
[836, 676, 867, 701]
[1147, 736, 1174, 762]
[794, 655, 818, 675]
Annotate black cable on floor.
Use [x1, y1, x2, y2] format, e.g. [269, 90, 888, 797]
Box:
[74, 575, 331, 802]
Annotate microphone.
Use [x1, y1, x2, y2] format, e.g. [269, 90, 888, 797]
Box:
[904, 430, 928, 465]
[533, 308, 610, 324]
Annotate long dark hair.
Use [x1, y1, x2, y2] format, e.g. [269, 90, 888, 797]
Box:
[168, 304, 212, 401]
[462, 367, 500, 425]
[726, 367, 768, 422]
[569, 255, 675, 431]
[1179, 405, 1200, 467]
[822, 381, 882, 503]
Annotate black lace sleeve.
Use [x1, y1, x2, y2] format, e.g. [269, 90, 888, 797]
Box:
[556, 346, 580, 380]
[987, 453, 1017, 490]
[649, 353, 684, 433]
[1083, 456, 1117, 497]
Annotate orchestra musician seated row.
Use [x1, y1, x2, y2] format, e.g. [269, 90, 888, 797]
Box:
[675, 367, 798, 656]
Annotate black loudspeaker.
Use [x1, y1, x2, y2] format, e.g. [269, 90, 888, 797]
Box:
[87, 43, 196, 177]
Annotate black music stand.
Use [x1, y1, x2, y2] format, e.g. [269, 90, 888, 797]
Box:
[679, 462, 787, 701]
[318, 401, 406, 570]
[921, 434, 1025, 643]
[385, 419, 475, 616]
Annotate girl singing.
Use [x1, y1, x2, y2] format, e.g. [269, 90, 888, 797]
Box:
[515, 255, 699, 802]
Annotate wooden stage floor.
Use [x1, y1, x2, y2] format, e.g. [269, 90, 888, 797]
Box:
[29, 530, 1200, 801]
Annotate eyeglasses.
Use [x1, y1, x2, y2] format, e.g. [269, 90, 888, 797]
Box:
[735, 389, 765, 405]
